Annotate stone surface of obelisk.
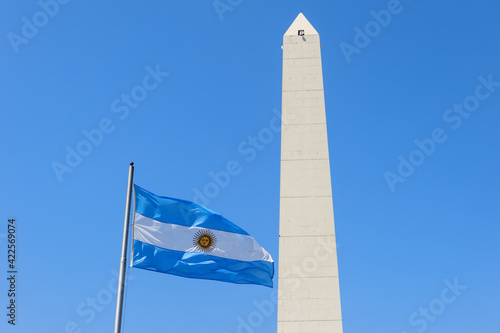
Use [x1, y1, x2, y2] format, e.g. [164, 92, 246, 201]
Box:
[278, 13, 343, 333]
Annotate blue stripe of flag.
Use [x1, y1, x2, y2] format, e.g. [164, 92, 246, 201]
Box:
[132, 240, 274, 287]
[134, 184, 249, 235]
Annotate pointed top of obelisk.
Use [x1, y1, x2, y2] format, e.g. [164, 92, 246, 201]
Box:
[284, 13, 318, 37]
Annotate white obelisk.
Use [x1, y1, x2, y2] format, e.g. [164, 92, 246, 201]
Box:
[278, 13, 343, 333]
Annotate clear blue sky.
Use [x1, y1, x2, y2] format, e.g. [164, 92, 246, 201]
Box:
[1, 1, 499, 332]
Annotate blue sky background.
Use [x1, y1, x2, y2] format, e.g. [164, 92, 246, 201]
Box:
[1, 1, 499, 332]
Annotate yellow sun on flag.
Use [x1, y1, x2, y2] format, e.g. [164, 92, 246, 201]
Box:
[193, 229, 217, 253]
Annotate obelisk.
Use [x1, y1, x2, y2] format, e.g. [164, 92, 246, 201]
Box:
[278, 13, 343, 333]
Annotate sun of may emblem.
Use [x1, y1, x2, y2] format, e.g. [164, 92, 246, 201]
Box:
[193, 229, 217, 253]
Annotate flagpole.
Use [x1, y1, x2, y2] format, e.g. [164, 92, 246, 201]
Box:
[114, 162, 135, 333]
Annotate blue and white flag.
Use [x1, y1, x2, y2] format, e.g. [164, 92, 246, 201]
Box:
[132, 185, 274, 287]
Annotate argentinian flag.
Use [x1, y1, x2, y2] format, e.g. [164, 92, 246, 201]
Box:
[132, 185, 274, 287]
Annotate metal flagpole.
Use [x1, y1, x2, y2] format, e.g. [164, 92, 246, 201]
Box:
[114, 162, 135, 333]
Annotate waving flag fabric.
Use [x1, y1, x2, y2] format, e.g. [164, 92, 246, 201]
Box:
[132, 185, 274, 287]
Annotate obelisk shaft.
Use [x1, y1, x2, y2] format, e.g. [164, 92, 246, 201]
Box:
[278, 13, 343, 333]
